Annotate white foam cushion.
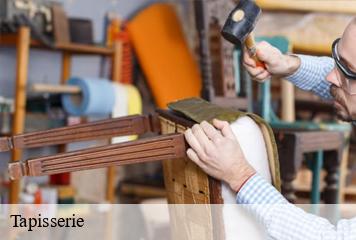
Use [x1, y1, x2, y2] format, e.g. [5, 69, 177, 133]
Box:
[222, 116, 270, 239]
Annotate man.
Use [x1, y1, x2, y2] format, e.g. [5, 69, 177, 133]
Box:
[184, 18, 356, 239]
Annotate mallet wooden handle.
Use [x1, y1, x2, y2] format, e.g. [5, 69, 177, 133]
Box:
[0, 114, 160, 152]
[8, 133, 187, 179]
[245, 33, 266, 68]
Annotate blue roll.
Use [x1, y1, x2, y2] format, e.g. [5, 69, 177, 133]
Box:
[62, 77, 116, 116]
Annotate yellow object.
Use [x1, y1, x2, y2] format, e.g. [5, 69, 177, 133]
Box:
[126, 85, 142, 116]
[127, 3, 201, 108]
[57, 186, 76, 199]
[126, 84, 142, 140]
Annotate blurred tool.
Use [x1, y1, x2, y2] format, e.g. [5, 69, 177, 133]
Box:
[221, 0, 265, 68]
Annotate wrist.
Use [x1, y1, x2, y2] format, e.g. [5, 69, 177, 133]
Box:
[227, 164, 256, 193]
[284, 54, 301, 76]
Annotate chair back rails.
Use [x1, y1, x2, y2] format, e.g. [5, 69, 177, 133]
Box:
[0, 113, 189, 180]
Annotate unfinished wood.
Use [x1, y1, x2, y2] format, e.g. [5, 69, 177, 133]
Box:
[10, 27, 30, 204]
[0, 34, 114, 55]
[160, 116, 211, 204]
[281, 80, 295, 122]
[31, 83, 80, 94]
[256, 0, 356, 14]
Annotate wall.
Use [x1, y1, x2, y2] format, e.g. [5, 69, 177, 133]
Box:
[0, 0, 155, 98]
[0, 0, 156, 170]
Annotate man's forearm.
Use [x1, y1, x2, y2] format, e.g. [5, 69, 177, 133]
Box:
[285, 55, 334, 100]
[236, 175, 356, 239]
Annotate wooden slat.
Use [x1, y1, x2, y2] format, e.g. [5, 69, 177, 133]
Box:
[55, 43, 113, 55]
[0, 115, 153, 152]
[8, 134, 186, 179]
[0, 34, 113, 56]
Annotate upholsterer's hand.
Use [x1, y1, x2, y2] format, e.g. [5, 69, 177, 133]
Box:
[184, 119, 256, 192]
[243, 41, 301, 82]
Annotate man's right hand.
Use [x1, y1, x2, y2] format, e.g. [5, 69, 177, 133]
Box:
[243, 41, 301, 82]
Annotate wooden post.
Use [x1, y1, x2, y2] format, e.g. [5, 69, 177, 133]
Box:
[10, 27, 30, 203]
[111, 42, 123, 84]
[281, 44, 295, 122]
[106, 42, 123, 203]
[281, 80, 295, 122]
[61, 52, 72, 83]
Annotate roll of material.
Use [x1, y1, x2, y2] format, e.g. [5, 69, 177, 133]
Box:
[111, 83, 129, 144]
[62, 78, 116, 116]
[126, 85, 142, 141]
[126, 85, 142, 116]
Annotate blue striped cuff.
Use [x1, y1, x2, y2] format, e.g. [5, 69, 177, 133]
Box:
[286, 55, 334, 100]
[236, 174, 287, 205]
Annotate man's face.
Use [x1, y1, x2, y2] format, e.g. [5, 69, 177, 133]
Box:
[326, 22, 356, 122]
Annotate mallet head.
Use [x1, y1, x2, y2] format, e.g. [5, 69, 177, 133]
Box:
[221, 0, 261, 45]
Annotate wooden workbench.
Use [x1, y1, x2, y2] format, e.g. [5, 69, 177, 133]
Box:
[255, 12, 353, 55]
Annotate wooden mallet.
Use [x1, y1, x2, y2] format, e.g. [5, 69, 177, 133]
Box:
[221, 0, 265, 68]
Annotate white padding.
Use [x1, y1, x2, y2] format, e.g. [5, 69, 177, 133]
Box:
[222, 116, 270, 239]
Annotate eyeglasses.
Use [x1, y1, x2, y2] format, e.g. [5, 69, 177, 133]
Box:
[332, 38, 356, 95]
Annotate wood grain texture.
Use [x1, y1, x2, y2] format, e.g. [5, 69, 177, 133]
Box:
[10, 27, 30, 203]
[160, 116, 215, 240]
[0, 115, 155, 152]
[9, 133, 186, 179]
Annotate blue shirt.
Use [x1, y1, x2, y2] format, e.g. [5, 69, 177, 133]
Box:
[236, 55, 356, 239]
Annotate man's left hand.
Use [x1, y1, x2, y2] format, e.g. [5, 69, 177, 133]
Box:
[184, 119, 256, 192]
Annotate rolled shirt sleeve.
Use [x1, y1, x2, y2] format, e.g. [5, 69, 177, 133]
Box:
[286, 55, 335, 100]
[236, 174, 356, 240]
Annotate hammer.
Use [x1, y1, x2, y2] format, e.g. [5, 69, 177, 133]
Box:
[221, 0, 265, 68]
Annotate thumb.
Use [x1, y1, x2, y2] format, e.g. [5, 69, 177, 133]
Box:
[256, 48, 270, 63]
[212, 119, 235, 140]
[255, 41, 277, 64]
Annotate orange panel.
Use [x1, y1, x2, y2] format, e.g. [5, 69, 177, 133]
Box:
[127, 3, 201, 108]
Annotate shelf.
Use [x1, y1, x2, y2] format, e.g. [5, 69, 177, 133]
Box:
[256, 0, 356, 14]
[0, 34, 114, 56]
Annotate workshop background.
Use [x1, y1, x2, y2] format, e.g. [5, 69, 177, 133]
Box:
[0, 0, 356, 210]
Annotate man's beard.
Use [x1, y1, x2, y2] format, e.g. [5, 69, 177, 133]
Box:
[330, 85, 352, 122]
